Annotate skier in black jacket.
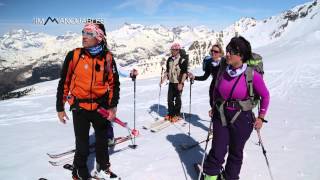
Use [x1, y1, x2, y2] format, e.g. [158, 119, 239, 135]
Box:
[188, 43, 224, 109]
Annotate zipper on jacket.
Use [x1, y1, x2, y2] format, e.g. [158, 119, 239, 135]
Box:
[90, 57, 94, 110]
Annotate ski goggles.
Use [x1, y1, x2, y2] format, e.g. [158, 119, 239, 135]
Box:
[82, 30, 97, 38]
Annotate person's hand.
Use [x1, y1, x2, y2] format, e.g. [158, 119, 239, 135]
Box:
[188, 72, 195, 81]
[159, 79, 163, 86]
[208, 109, 214, 118]
[254, 117, 263, 130]
[106, 107, 117, 121]
[177, 83, 184, 91]
[57, 111, 69, 124]
[130, 69, 138, 78]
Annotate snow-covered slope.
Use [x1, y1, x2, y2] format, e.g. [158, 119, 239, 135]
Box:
[0, 1, 320, 179]
[1, 9, 320, 178]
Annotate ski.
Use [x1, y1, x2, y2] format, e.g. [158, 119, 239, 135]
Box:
[47, 148, 77, 159]
[63, 164, 121, 179]
[49, 145, 131, 166]
[150, 120, 172, 132]
[49, 155, 75, 166]
[48, 137, 135, 166]
[150, 117, 185, 133]
[47, 136, 132, 159]
[142, 119, 167, 130]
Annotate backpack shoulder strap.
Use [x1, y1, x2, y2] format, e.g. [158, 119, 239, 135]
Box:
[103, 51, 113, 83]
[106, 51, 113, 71]
[245, 66, 254, 102]
[71, 48, 83, 73]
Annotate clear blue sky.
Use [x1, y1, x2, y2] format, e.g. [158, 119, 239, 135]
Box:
[0, 0, 311, 35]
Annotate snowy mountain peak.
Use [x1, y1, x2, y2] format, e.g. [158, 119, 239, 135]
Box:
[1, 0, 320, 83]
[236, 17, 257, 26]
[280, 0, 319, 21]
[194, 25, 212, 33]
[121, 23, 145, 30]
[172, 25, 193, 34]
[224, 17, 257, 35]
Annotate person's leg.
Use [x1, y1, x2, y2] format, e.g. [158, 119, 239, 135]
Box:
[174, 84, 182, 117]
[167, 83, 175, 116]
[203, 115, 230, 176]
[72, 109, 91, 179]
[91, 111, 111, 171]
[224, 111, 254, 180]
[106, 124, 114, 146]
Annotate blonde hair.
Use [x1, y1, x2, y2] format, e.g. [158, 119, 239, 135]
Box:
[212, 43, 224, 56]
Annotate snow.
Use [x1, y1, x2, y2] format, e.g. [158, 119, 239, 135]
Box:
[1, 0, 320, 179]
[1, 30, 320, 179]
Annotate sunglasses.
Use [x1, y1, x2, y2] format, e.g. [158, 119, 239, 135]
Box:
[211, 49, 220, 54]
[82, 30, 97, 38]
[226, 47, 240, 55]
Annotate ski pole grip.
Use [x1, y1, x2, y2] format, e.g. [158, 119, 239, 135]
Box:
[97, 107, 127, 127]
[131, 129, 139, 137]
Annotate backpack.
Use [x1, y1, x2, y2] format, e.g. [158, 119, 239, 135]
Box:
[179, 49, 189, 63]
[245, 52, 264, 107]
[202, 56, 212, 71]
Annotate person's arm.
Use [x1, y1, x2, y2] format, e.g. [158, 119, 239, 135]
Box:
[253, 71, 270, 117]
[107, 55, 120, 109]
[252, 71, 270, 129]
[56, 50, 75, 124]
[56, 50, 74, 112]
[179, 56, 189, 84]
[195, 65, 211, 81]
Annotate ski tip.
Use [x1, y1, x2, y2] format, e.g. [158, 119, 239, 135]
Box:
[46, 153, 55, 158]
[48, 161, 58, 166]
[63, 163, 73, 171]
[128, 144, 138, 149]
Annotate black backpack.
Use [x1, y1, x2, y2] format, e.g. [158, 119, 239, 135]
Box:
[202, 56, 212, 71]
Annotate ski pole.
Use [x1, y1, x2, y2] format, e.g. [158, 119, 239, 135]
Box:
[256, 129, 274, 180]
[198, 120, 213, 180]
[188, 79, 193, 136]
[157, 67, 164, 119]
[130, 75, 138, 149]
